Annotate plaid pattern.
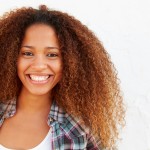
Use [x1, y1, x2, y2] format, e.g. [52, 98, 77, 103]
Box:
[0, 98, 101, 150]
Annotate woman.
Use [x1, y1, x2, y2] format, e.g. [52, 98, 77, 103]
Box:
[0, 5, 125, 150]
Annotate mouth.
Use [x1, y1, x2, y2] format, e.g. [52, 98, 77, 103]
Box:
[26, 74, 52, 84]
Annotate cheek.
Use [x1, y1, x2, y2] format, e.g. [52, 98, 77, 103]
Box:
[57, 63, 63, 76]
[17, 58, 26, 77]
[50, 60, 63, 73]
[52, 61, 63, 81]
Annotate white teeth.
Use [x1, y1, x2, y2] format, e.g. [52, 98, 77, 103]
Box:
[29, 75, 49, 81]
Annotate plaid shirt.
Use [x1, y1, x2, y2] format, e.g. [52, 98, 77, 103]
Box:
[0, 97, 101, 150]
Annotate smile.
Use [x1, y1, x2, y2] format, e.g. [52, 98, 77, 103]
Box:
[27, 74, 52, 84]
[29, 75, 50, 81]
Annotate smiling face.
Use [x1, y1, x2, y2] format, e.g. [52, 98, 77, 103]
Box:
[17, 24, 63, 97]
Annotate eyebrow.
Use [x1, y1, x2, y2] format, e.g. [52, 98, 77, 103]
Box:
[21, 45, 60, 50]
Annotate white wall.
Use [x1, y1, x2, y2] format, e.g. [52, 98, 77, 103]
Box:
[1, 0, 150, 149]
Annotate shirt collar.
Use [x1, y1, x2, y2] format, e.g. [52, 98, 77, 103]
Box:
[0, 97, 16, 127]
[48, 100, 67, 124]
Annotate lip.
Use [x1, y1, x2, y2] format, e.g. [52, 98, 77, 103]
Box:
[27, 73, 52, 76]
[26, 74, 54, 85]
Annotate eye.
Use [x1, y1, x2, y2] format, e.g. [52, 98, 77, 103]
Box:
[22, 52, 33, 56]
[47, 53, 58, 57]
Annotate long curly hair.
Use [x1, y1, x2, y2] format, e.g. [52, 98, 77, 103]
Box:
[0, 5, 125, 149]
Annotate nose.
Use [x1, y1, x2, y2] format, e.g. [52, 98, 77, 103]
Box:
[31, 55, 48, 71]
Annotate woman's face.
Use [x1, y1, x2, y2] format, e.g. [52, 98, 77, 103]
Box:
[17, 24, 62, 97]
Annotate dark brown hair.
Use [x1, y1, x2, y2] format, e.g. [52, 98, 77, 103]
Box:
[0, 5, 125, 149]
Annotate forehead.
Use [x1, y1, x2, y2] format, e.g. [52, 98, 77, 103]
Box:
[25, 24, 56, 36]
[22, 24, 59, 48]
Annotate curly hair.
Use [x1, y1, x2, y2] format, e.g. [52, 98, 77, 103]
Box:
[0, 5, 125, 149]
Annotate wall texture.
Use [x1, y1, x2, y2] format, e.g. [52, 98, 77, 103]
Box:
[0, 0, 150, 149]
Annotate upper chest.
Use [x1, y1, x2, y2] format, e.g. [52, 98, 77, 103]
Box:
[0, 114, 50, 149]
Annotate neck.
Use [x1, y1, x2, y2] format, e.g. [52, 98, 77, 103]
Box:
[17, 88, 52, 115]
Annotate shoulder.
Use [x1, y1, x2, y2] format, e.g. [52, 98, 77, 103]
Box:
[61, 112, 101, 149]
[50, 101, 101, 149]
